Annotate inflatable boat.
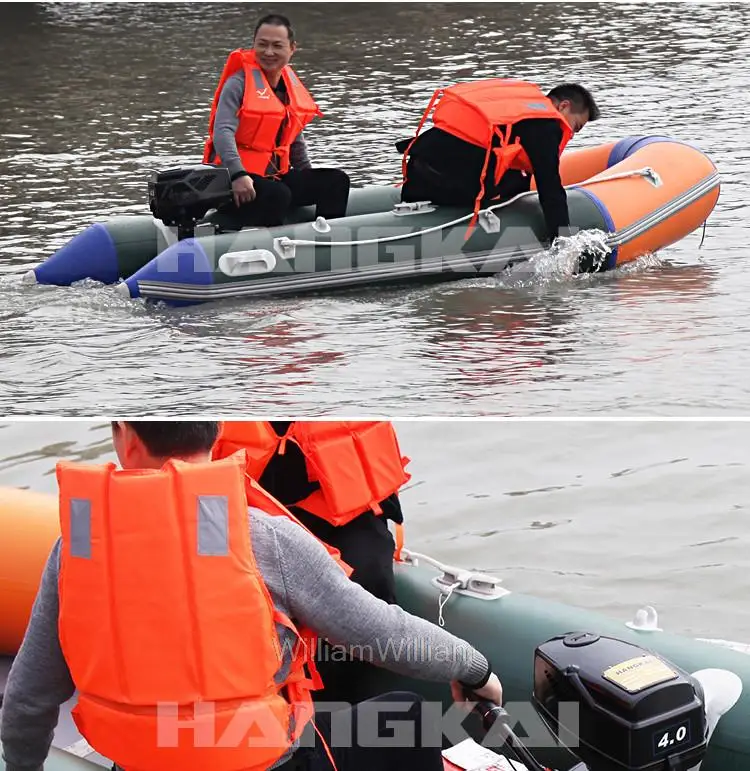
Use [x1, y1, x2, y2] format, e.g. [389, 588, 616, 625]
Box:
[1, 485, 745, 771]
[26, 135, 720, 307]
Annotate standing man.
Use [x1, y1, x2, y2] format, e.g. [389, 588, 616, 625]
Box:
[203, 14, 351, 229]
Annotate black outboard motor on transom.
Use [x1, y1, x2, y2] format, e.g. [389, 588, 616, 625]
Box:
[471, 633, 723, 771]
[532, 633, 707, 770]
[147, 165, 232, 240]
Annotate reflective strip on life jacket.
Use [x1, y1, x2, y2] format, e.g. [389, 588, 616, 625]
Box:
[250, 67, 265, 91]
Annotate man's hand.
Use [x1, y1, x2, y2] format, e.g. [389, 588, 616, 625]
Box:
[232, 176, 256, 207]
[451, 672, 503, 711]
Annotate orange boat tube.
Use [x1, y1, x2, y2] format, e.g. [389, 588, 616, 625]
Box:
[540, 135, 720, 269]
[0, 487, 60, 655]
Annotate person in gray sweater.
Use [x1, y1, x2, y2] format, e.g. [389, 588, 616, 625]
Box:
[1, 421, 503, 771]
[204, 14, 351, 231]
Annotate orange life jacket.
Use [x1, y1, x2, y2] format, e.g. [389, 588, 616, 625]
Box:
[202, 49, 322, 178]
[56, 452, 325, 771]
[212, 422, 411, 530]
[401, 79, 575, 234]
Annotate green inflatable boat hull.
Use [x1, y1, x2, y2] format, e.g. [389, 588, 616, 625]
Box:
[28, 186, 405, 289]
[28, 185, 611, 307]
[117, 190, 608, 305]
[2, 550, 748, 770]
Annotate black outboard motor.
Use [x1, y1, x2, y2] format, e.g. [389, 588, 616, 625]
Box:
[147, 165, 233, 240]
[474, 633, 709, 771]
[533, 633, 707, 770]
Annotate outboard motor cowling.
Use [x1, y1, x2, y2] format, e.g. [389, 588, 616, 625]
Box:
[148, 165, 232, 239]
[532, 633, 708, 771]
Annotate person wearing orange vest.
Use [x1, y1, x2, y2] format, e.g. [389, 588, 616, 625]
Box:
[203, 14, 351, 231]
[1, 421, 503, 771]
[397, 81, 600, 244]
[210, 421, 410, 707]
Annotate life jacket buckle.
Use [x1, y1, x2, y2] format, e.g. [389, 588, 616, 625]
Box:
[478, 209, 501, 234]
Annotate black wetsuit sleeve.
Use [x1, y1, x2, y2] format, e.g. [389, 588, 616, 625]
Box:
[515, 120, 570, 243]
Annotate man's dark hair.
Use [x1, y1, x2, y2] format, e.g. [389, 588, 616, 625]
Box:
[547, 83, 600, 121]
[254, 13, 295, 44]
[113, 421, 219, 458]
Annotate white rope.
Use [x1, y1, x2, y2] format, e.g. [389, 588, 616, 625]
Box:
[276, 167, 659, 250]
[438, 581, 462, 627]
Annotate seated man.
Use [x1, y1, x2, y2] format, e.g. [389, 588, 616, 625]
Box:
[1, 421, 503, 771]
[398, 81, 600, 245]
[203, 14, 351, 230]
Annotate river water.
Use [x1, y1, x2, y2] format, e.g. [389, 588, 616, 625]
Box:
[0, 2, 747, 416]
[2, 418, 748, 642]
